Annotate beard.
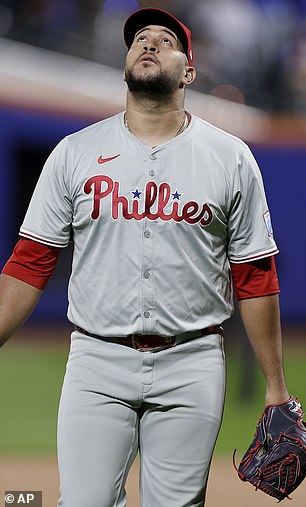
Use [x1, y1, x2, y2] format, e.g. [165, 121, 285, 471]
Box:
[125, 66, 180, 97]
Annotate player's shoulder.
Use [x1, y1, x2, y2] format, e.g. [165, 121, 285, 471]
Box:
[191, 115, 249, 153]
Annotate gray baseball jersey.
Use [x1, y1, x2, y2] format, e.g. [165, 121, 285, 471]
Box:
[20, 112, 278, 336]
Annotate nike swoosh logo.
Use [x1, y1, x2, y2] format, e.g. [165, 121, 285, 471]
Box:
[98, 154, 120, 164]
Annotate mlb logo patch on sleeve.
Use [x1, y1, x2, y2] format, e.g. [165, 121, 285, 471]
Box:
[263, 210, 274, 237]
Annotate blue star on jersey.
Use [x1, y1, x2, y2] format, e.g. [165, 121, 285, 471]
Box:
[172, 191, 181, 200]
[132, 189, 142, 199]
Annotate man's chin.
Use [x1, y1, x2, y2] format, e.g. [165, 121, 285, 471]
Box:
[132, 66, 160, 80]
[125, 69, 177, 96]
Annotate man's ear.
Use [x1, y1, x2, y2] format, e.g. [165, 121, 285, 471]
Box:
[184, 66, 197, 85]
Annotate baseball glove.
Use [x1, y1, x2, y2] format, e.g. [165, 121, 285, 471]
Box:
[233, 396, 306, 502]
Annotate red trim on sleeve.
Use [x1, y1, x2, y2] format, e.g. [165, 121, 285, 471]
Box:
[2, 238, 61, 289]
[230, 256, 280, 300]
[19, 230, 68, 248]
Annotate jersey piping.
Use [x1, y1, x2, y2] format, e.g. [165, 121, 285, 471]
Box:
[19, 230, 68, 248]
[229, 246, 279, 264]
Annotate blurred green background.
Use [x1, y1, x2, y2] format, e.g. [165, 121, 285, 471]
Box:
[0, 324, 304, 456]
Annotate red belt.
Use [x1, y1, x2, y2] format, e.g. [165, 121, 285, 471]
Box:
[74, 325, 224, 352]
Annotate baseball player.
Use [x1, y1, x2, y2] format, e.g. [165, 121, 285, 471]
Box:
[0, 7, 290, 507]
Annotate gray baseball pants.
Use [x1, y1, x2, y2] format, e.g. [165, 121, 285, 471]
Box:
[57, 330, 225, 506]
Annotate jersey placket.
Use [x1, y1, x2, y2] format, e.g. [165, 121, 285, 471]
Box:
[140, 149, 159, 333]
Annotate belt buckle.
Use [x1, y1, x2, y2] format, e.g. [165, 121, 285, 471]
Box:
[131, 334, 176, 352]
[131, 334, 155, 352]
[164, 336, 175, 345]
[131, 334, 150, 351]
[131, 334, 139, 350]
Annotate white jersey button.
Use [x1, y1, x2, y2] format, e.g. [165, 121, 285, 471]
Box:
[143, 271, 151, 279]
[149, 169, 155, 177]
[144, 230, 151, 238]
[144, 311, 151, 319]
[150, 153, 157, 160]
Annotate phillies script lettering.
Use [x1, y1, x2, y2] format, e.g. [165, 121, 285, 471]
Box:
[84, 175, 213, 225]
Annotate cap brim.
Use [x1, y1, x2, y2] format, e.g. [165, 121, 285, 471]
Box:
[124, 8, 189, 59]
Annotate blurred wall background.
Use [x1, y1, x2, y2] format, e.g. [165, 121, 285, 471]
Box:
[1, 0, 306, 112]
[0, 0, 305, 327]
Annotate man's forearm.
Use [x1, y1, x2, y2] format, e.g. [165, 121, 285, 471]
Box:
[239, 294, 289, 406]
[0, 273, 42, 347]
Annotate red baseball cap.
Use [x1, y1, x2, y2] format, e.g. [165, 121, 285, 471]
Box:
[123, 8, 194, 67]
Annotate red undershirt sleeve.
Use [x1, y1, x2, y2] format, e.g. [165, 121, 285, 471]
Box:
[2, 238, 61, 290]
[230, 256, 280, 300]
